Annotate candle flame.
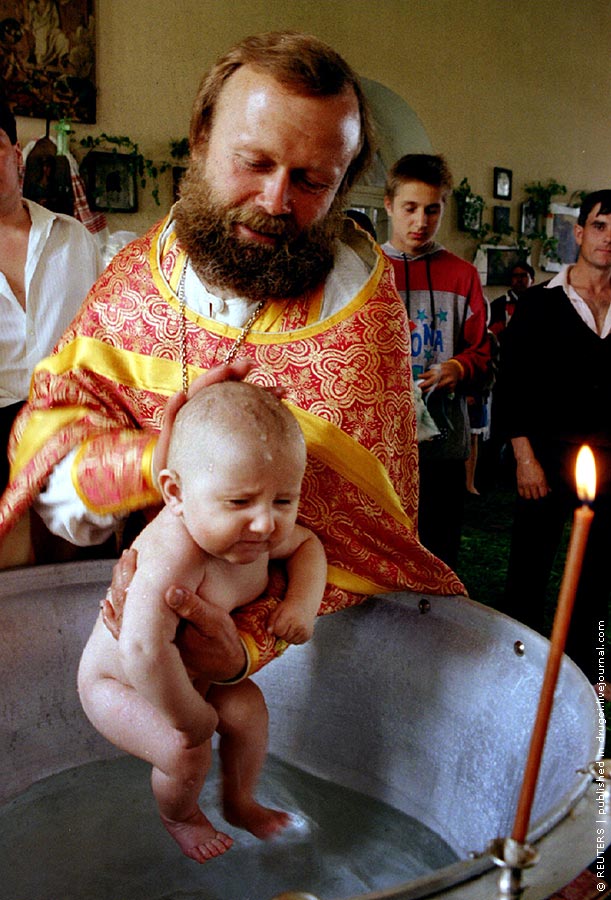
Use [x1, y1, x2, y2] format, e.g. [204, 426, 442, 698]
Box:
[576, 445, 596, 502]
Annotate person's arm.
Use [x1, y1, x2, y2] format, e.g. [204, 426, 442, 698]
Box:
[266, 525, 327, 644]
[451, 268, 491, 390]
[495, 285, 548, 500]
[418, 271, 490, 397]
[118, 534, 218, 744]
[33, 361, 257, 544]
[510, 436, 550, 501]
[34, 447, 138, 545]
[103, 548, 250, 683]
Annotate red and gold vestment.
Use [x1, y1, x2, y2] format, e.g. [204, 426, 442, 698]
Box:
[1, 217, 464, 673]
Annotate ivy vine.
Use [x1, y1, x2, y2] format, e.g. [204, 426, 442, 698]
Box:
[78, 133, 171, 205]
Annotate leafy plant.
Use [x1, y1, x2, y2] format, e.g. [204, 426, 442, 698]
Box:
[455, 176, 583, 265]
[511, 219, 557, 260]
[454, 178, 486, 239]
[454, 177, 515, 246]
[78, 133, 171, 205]
[515, 180, 568, 262]
[568, 189, 588, 208]
[523, 179, 567, 216]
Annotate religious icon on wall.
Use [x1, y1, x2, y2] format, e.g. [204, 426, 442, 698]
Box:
[0, 0, 96, 123]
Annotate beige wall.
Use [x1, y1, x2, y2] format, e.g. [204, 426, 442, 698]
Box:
[16, 0, 611, 269]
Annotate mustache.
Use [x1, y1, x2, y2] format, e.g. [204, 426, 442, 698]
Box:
[228, 207, 301, 243]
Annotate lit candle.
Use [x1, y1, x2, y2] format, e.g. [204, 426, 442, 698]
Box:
[511, 445, 596, 845]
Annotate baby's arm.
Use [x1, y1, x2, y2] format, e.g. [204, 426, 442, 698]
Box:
[118, 523, 217, 743]
[266, 525, 327, 644]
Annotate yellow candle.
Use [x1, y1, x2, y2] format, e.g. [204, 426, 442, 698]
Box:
[511, 445, 596, 844]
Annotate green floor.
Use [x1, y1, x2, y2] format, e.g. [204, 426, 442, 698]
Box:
[456, 483, 569, 624]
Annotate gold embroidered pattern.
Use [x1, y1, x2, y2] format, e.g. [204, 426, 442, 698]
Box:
[0, 218, 465, 677]
[73, 432, 160, 515]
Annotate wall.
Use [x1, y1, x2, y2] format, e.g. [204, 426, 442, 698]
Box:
[15, 0, 611, 281]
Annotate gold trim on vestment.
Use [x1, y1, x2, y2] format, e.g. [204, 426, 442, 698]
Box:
[20, 335, 412, 534]
[149, 216, 386, 343]
[326, 564, 388, 594]
[71, 435, 160, 515]
[288, 404, 414, 532]
[33, 335, 191, 397]
[238, 631, 260, 678]
[10, 407, 91, 478]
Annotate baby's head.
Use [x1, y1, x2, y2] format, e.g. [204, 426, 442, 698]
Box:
[166, 381, 306, 480]
[160, 382, 307, 560]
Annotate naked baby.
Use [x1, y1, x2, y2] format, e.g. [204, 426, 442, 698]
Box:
[78, 381, 327, 863]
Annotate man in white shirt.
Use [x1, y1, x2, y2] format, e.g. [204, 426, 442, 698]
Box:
[0, 98, 102, 496]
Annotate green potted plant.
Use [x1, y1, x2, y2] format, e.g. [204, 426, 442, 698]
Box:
[523, 179, 567, 218]
[519, 180, 568, 264]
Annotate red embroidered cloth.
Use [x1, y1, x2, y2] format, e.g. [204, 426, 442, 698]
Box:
[1, 217, 465, 673]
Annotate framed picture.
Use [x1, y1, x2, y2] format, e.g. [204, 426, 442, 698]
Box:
[474, 244, 529, 287]
[81, 151, 137, 212]
[0, 0, 96, 123]
[520, 200, 538, 237]
[541, 203, 579, 273]
[457, 196, 483, 233]
[493, 167, 513, 201]
[492, 205, 511, 233]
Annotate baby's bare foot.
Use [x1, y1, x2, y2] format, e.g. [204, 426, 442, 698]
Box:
[224, 799, 291, 839]
[160, 808, 233, 863]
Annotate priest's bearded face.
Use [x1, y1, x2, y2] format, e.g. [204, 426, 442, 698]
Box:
[174, 65, 362, 301]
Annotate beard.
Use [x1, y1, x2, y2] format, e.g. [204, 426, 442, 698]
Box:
[173, 155, 346, 302]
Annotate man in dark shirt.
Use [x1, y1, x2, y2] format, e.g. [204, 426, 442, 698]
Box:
[496, 190, 611, 689]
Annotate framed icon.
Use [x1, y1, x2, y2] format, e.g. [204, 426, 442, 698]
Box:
[541, 204, 580, 272]
[474, 244, 529, 287]
[520, 200, 538, 237]
[0, 0, 96, 123]
[81, 150, 138, 212]
[492, 205, 511, 233]
[493, 167, 513, 201]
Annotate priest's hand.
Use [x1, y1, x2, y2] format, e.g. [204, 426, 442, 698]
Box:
[153, 359, 255, 479]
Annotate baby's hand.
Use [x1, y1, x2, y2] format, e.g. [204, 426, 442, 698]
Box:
[266, 603, 315, 645]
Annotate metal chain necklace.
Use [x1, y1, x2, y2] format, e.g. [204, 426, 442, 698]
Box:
[176, 264, 266, 393]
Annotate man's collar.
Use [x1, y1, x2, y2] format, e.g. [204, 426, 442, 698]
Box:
[544, 265, 572, 291]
